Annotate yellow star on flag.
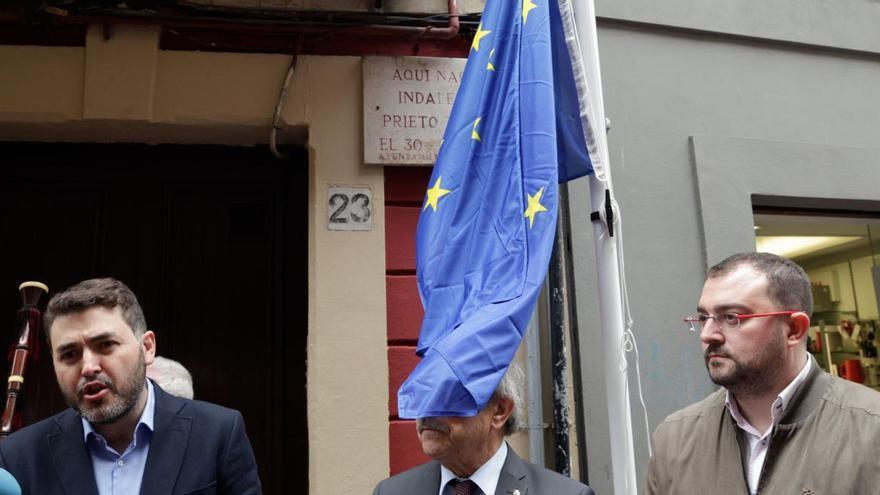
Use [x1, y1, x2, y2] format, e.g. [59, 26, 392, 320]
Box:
[471, 117, 482, 141]
[523, 0, 537, 24]
[471, 23, 492, 52]
[487, 49, 496, 71]
[523, 186, 548, 228]
[424, 176, 452, 212]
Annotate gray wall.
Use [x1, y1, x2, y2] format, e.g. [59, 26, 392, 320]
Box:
[571, 5, 880, 493]
[599, 0, 880, 53]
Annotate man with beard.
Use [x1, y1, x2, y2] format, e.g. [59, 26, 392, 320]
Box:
[0, 278, 261, 495]
[645, 252, 880, 495]
[373, 361, 594, 495]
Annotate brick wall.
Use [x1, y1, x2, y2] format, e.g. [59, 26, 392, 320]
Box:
[384, 167, 433, 475]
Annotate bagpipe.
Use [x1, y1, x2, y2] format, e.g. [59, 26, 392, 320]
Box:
[0, 282, 48, 440]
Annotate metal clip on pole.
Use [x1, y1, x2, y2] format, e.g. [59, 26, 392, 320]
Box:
[589, 188, 615, 237]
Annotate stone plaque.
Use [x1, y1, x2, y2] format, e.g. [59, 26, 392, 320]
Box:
[363, 56, 466, 165]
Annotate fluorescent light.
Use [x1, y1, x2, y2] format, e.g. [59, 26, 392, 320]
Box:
[755, 236, 863, 259]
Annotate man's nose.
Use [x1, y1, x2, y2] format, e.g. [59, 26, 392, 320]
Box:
[81, 349, 102, 377]
[699, 318, 725, 345]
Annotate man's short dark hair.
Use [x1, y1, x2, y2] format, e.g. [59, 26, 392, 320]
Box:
[708, 252, 813, 317]
[44, 278, 147, 344]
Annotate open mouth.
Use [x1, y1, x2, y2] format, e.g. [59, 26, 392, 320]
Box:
[80, 381, 111, 401]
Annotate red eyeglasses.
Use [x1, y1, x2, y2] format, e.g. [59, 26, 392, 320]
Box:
[683, 311, 798, 332]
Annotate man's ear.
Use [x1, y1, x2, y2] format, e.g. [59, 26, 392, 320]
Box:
[787, 312, 810, 346]
[490, 397, 514, 430]
[142, 330, 157, 365]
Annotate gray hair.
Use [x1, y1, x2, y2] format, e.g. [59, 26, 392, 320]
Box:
[708, 252, 813, 317]
[147, 356, 195, 400]
[490, 358, 525, 436]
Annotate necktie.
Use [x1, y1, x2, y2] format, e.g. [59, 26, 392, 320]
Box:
[450, 479, 480, 495]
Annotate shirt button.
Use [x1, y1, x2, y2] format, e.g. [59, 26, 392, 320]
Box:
[118, 460, 124, 467]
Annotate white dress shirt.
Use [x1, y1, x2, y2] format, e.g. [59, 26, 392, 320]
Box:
[725, 356, 811, 495]
[439, 442, 508, 495]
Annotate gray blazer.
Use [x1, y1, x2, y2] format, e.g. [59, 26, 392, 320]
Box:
[373, 446, 595, 495]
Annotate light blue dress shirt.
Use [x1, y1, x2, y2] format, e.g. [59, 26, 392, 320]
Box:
[82, 380, 155, 495]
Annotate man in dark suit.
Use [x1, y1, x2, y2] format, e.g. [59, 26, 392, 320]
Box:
[0, 278, 261, 495]
[373, 362, 594, 495]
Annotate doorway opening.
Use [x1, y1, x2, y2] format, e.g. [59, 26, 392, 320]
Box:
[753, 204, 880, 390]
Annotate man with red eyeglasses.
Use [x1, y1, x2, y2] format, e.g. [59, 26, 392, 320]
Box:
[645, 252, 880, 495]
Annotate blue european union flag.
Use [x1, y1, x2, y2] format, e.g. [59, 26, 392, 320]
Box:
[397, 0, 596, 418]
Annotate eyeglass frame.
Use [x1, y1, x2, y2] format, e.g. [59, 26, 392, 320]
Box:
[683, 311, 799, 333]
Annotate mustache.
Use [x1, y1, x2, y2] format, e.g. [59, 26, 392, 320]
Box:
[416, 418, 450, 434]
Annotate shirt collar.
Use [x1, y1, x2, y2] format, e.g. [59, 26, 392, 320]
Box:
[440, 441, 508, 495]
[83, 379, 156, 445]
[725, 355, 811, 436]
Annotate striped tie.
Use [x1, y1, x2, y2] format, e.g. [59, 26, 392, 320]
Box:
[450, 479, 480, 495]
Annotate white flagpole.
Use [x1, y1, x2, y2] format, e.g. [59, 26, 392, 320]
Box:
[569, 0, 638, 493]
[587, 178, 638, 495]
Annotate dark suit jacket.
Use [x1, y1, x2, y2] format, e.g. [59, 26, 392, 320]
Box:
[0, 382, 261, 495]
[373, 446, 594, 495]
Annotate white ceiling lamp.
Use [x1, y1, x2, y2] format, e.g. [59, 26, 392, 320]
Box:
[755, 235, 863, 259]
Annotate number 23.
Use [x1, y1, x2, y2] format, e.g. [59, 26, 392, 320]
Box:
[329, 192, 371, 224]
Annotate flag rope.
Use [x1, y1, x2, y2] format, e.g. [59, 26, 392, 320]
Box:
[601, 161, 654, 460]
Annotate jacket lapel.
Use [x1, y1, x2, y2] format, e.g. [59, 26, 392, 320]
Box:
[48, 411, 100, 495]
[494, 445, 528, 495]
[421, 461, 442, 493]
[140, 383, 191, 495]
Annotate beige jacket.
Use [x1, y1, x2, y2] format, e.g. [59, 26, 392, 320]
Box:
[645, 357, 880, 494]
